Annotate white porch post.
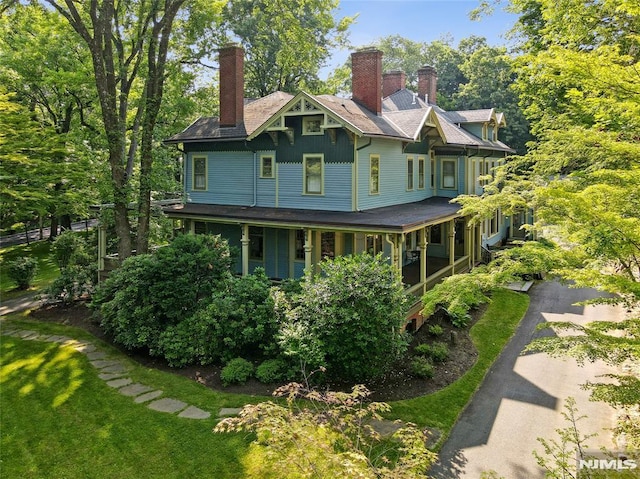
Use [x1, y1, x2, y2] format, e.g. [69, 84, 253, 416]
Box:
[419, 227, 428, 294]
[304, 228, 313, 272]
[448, 219, 455, 270]
[241, 224, 250, 276]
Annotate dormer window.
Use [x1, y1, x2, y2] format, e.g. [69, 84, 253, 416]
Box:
[482, 123, 488, 140]
[303, 116, 323, 135]
[491, 125, 498, 142]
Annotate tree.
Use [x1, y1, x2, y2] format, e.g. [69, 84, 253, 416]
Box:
[277, 253, 410, 383]
[214, 382, 437, 479]
[456, 0, 640, 451]
[221, 0, 354, 96]
[43, 0, 224, 259]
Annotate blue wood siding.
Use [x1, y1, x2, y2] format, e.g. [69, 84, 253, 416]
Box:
[186, 151, 254, 205]
[277, 162, 352, 211]
[357, 138, 430, 211]
[256, 150, 277, 207]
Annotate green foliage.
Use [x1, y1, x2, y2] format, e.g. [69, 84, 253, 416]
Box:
[414, 342, 449, 363]
[214, 383, 437, 478]
[410, 356, 435, 379]
[278, 253, 410, 383]
[93, 234, 233, 354]
[158, 268, 278, 366]
[255, 359, 291, 384]
[490, 239, 565, 280]
[427, 324, 444, 337]
[221, 0, 354, 96]
[51, 231, 87, 270]
[421, 268, 500, 327]
[220, 358, 254, 386]
[5, 256, 38, 290]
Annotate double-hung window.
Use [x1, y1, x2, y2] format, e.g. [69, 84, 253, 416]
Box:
[407, 156, 414, 190]
[303, 154, 323, 195]
[192, 156, 207, 191]
[370, 155, 380, 194]
[418, 157, 425, 189]
[260, 155, 274, 178]
[442, 159, 456, 189]
[430, 157, 435, 189]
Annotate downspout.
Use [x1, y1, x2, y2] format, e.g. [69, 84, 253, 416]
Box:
[385, 233, 400, 272]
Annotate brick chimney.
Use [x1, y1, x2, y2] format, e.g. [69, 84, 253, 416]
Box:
[418, 66, 437, 105]
[382, 70, 406, 97]
[219, 45, 244, 127]
[351, 48, 383, 115]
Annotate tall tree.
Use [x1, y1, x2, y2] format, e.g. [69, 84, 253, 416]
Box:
[221, 0, 354, 96]
[456, 0, 640, 446]
[43, 0, 224, 258]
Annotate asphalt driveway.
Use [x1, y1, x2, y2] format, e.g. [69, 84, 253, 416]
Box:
[430, 280, 621, 478]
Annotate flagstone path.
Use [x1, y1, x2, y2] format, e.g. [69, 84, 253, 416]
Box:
[1, 326, 214, 420]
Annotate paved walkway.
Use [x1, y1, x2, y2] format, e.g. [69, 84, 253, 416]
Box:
[1, 326, 213, 420]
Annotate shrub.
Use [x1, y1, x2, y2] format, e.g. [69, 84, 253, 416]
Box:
[421, 268, 498, 327]
[93, 234, 233, 353]
[410, 356, 434, 379]
[46, 232, 97, 304]
[414, 342, 449, 362]
[221, 358, 254, 386]
[6, 256, 38, 290]
[278, 253, 410, 383]
[255, 358, 291, 384]
[157, 268, 278, 366]
[51, 231, 86, 270]
[427, 324, 444, 336]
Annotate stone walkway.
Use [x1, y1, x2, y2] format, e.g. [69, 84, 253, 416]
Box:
[1, 326, 212, 420]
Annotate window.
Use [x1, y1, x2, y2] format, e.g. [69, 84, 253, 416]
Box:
[366, 234, 383, 255]
[321, 232, 335, 259]
[249, 226, 264, 260]
[303, 154, 323, 195]
[370, 155, 380, 194]
[418, 157, 425, 189]
[192, 156, 207, 191]
[303, 116, 323, 135]
[482, 123, 488, 140]
[429, 224, 443, 244]
[430, 157, 435, 188]
[490, 209, 500, 236]
[260, 155, 274, 178]
[442, 159, 456, 189]
[491, 125, 498, 142]
[407, 156, 414, 190]
[294, 230, 305, 260]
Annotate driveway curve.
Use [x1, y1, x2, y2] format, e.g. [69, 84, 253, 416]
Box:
[430, 280, 621, 478]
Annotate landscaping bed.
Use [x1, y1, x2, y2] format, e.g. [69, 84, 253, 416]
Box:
[29, 301, 482, 402]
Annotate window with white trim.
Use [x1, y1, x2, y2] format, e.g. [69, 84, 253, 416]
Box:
[370, 155, 380, 194]
[407, 156, 414, 190]
[418, 157, 425, 189]
[192, 156, 207, 191]
[302, 116, 323, 135]
[430, 157, 435, 188]
[442, 159, 456, 189]
[303, 154, 323, 195]
[260, 155, 274, 178]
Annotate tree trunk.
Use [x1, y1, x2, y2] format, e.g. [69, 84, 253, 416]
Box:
[49, 214, 59, 240]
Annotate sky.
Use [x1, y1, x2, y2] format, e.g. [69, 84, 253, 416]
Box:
[323, 0, 519, 75]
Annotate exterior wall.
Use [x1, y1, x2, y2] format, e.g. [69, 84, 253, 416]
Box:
[357, 138, 431, 211]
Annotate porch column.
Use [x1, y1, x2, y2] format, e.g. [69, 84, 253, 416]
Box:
[98, 224, 106, 272]
[304, 228, 313, 271]
[448, 219, 455, 270]
[466, 224, 473, 270]
[418, 227, 428, 294]
[241, 224, 250, 276]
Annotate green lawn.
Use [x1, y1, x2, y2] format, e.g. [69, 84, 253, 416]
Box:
[0, 318, 263, 479]
[0, 241, 59, 300]
[1, 288, 530, 476]
[389, 288, 530, 449]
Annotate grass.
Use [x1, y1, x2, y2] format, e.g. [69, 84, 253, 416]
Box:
[0, 288, 529, 476]
[388, 288, 530, 449]
[0, 316, 268, 479]
[0, 241, 59, 300]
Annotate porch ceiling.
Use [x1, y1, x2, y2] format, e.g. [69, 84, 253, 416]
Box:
[163, 197, 462, 233]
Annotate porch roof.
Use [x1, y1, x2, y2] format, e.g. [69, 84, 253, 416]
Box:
[163, 197, 462, 233]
